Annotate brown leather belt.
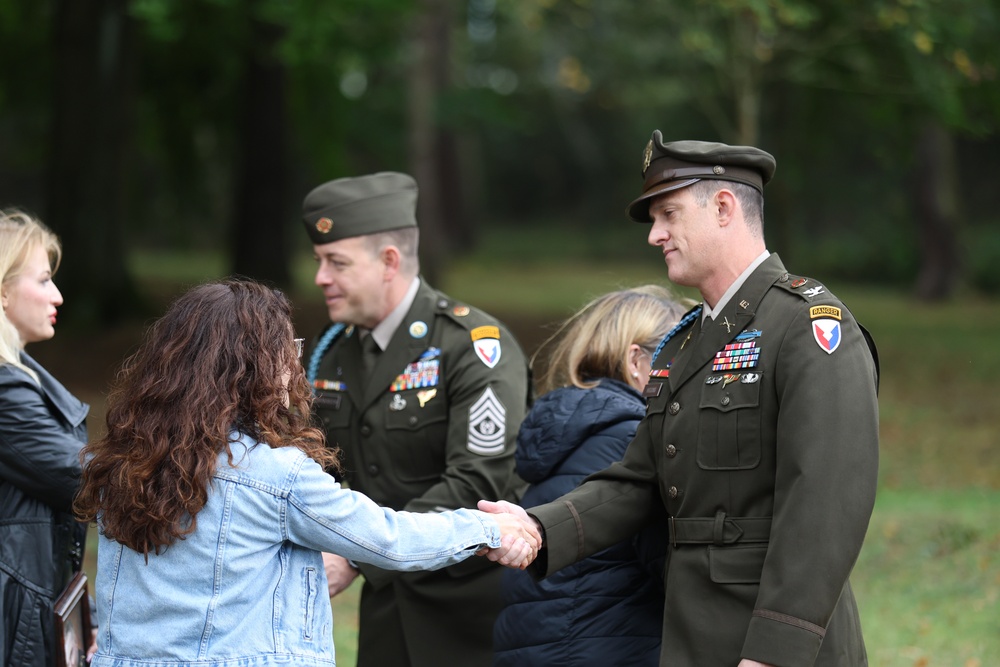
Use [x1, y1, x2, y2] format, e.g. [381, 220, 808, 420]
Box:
[669, 511, 772, 547]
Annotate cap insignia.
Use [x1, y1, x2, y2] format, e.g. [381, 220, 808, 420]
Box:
[642, 140, 653, 172]
[316, 217, 333, 233]
[713, 165, 725, 175]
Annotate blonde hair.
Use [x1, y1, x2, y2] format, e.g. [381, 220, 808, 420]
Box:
[534, 285, 692, 394]
[0, 209, 63, 381]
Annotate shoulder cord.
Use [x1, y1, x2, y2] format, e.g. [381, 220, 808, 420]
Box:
[306, 323, 347, 388]
[650, 305, 703, 366]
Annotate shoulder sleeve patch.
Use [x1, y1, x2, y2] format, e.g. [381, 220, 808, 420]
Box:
[809, 305, 842, 320]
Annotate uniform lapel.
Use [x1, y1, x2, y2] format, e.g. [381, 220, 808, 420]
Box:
[361, 281, 438, 410]
[338, 331, 366, 410]
[668, 255, 787, 393]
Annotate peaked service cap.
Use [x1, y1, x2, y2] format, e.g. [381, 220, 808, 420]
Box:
[302, 171, 418, 244]
[626, 131, 776, 222]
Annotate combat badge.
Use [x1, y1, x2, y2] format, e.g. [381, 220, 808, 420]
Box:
[468, 387, 506, 455]
[389, 394, 407, 411]
[471, 325, 502, 369]
[812, 319, 841, 354]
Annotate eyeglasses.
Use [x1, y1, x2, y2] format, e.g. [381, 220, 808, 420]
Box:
[294, 338, 305, 359]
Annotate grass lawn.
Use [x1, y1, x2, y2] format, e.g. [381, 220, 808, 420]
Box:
[79, 244, 999, 667]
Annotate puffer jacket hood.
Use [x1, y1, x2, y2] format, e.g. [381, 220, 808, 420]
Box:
[514, 379, 643, 484]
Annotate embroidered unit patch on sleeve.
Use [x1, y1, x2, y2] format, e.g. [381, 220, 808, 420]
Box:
[809, 305, 842, 320]
[468, 386, 506, 455]
[471, 326, 502, 368]
[812, 319, 842, 354]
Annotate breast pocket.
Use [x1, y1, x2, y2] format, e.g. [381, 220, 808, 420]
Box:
[314, 390, 352, 431]
[384, 390, 448, 483]
[697, 374, 762, 470]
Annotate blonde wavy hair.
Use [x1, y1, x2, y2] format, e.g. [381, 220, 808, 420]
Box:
[533, 285, 692, 395]
[0, 210, 63, 382]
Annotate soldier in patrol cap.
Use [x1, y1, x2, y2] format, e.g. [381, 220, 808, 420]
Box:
[481, 132, 880, 667]
[300, 171, 531, 667]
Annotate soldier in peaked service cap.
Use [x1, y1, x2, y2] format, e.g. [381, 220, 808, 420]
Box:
[299, 171, 531, 667]
[626, 131, 776, 222]
[480, 133, 880, 667]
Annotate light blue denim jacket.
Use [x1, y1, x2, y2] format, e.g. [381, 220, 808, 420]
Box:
[90, 433, 502, 667]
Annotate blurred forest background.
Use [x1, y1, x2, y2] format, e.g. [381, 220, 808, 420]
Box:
[1, 0, 1000, 320]
[3, 1, 999, 665]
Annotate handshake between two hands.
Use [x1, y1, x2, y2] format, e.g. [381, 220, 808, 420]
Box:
[475, 499, 542, 570]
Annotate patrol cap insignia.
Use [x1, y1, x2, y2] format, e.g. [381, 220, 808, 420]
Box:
[812, 319, 842, 354]
[316, 217, 333, 233]
[809, 305, 842, 320]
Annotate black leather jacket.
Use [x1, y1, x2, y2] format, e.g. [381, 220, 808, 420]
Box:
[0, 352, 88, 667]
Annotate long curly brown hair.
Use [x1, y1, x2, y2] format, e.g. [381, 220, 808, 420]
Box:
[75, 279, 340, 556]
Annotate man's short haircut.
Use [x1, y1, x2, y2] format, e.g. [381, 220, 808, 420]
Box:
[364, 227, 420, 276]
[689, 180, 764, 238]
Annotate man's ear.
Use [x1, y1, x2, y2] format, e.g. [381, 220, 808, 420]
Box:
[714, 188, 738, 227]
[381, 245, 401, 281]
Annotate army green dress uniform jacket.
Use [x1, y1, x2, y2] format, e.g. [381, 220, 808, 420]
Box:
[308, 279, 530, 667]
[530, 255, 879, 667]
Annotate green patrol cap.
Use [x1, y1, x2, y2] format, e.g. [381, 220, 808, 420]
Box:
[626, 131, 776, 222]
[302, 172, 418, 244]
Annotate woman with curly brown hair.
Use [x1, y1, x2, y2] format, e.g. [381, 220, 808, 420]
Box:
[75, 279, 535, 667]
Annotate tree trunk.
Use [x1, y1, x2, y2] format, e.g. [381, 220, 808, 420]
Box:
[914, 121, 961, 301]
[46, 0, 140, 326]
[408, 0, 454, 285]
[230, 15, 291, 287]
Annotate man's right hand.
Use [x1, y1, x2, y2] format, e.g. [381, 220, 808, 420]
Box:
[321, 552, 360, 597]
[476, 499, 543, 569]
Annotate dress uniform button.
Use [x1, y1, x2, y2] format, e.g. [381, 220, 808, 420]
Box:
[668, 486, 679, 499]
[408, 416, 418, 426]
[367, 464, 379, 476]
[721, 395, 731, 406]
[665, 444, 677, 457]
[437, 299, 448, 308]
[668, 401, 680, 415]
[360, 425, 372, 436]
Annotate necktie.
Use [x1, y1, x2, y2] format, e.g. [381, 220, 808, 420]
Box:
[361, 334, 380, 379]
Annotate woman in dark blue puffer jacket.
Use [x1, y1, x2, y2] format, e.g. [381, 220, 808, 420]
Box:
[494, 286, 690, 667]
